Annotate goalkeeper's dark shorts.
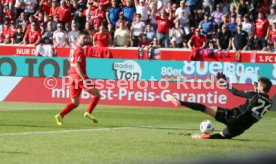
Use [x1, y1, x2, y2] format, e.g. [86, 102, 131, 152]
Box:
[215, 107, 245, 139]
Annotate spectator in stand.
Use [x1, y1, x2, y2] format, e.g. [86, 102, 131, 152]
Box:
[145, 23, 156, 42]
[134, 0, 149, 23]
[237, 14, 244, 24]
[113, 22, 130, 47]
[68, 23, 80, 46]
[93, 25, 111, 47]
[99, 0, 111, 11]
[229, 5, 237, 17]
[183, 26, 195, 48]
[170, 20, 184, 48]
[106, 0, 121, 27]
[211, 4, 224, 31]
[23, 22, 42, 45]
[235, 0, 249, 16]
[149, 1, 158, 31]
[188, 28, 206, 49]
[64, 23, 71, 33]
[41, 21, 54, 44]
[138, 34, 150, 48]
[229, 14, 238, 35]
[116, 12, 128, 29]
[108, 23, 115, 42]
[77, 0, 87, 11]
[90, 4, 106, 28]
[15, 0, 24, 19]
[130, 13, 145, 47]
[218, 14, 229, 32]
[232, 24, 248, 51]
[175, 1, 191, 35]
[202, 0, 215, 11]
[34, 11, 45, 25]
[254, 11, 270, 50]
[9, 21, 17, 36]
[73, 8, 86, 31]
[50, 0, 58, 18]
[84, 1, 96, 20]
[12, 25, 25, 44]
[84, 22, 94, 44]
[268, 4, 276, 25]
[221, 0, 230, 14]
[268, 21, 276, 51]
[25, 15, 38, 32]
[0, 22, 11, 43]
[39, 0, 51, 15]
[52, 14, 59, 31]
[199, 13, 214, 36]
[185, 0, 198, 12]
[242, 14, 255, 50]
[53, 23, 68, 47]
[155, 9, 172, 48]
[16, 12, 27, 31]
[23, 0, 37, 17]
[122, 0, 136, 27]
[258, 0, 271, 15]
[56, 0, 72, 24]
[217, 25, 232, 51]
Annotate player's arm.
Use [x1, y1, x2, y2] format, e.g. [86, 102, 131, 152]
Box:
[216, 72, 251, 98]
[75, 62, 86, 81]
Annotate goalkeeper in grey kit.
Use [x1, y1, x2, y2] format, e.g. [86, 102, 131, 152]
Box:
[166, 72, 273, 139]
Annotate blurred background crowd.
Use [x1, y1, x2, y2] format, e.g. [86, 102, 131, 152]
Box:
[0, 0, 276, 52]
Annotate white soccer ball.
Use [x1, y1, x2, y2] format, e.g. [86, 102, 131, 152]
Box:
[200, 120, 214, 134]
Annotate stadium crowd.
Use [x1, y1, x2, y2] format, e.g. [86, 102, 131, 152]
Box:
[0, 0, 276, 51]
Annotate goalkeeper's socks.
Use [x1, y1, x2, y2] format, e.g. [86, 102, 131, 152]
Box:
[60, 103, 77, 117]
[86, 96, 100, 113]
[179, 101, 206, 112]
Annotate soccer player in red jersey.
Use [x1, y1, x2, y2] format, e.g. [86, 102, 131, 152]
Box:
[55, 31, 101, 126]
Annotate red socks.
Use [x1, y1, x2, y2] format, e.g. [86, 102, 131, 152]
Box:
[86, 96, 100, 113]
[60, 103, 76, 117]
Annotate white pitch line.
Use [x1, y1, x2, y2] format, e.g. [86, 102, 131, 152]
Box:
[0, 126, 147, 137]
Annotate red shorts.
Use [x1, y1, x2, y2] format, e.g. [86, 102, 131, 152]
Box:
[69, 75, 95, 98]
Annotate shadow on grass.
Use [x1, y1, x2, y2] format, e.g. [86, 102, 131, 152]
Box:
[232, 138, 276, 142]
[0, 124, 49, 128]
[0, 151, 29, 154]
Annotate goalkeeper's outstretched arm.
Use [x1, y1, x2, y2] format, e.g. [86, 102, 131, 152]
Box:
[216, 72, 252, 98]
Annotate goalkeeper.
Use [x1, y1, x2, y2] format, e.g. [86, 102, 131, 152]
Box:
[166, 72, 273, 139]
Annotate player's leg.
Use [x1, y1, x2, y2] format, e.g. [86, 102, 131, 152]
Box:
[55, 81, 81, 126]
[166, 94, 217, 116]
[84, 88, 101, 123]
[55, 96, 80, 126]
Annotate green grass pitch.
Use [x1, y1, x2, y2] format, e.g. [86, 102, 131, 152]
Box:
[0, 102, 276, 163]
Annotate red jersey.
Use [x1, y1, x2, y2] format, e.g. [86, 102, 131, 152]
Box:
[50, 7, 59, 18]
[255, 19, 269, 38]
[156, 16, 170, 33]
[56, 7, 72, 23]
[24, 30, 41, 44]
[1, 27, 11, 41]
[93, 32, 110, 47]
[190, 34, 206, 48]
[270, 29, 276, 43]
[69, 45, 86, 78]
[91, 9, 105, 26]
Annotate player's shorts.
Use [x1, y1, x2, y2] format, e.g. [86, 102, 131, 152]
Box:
[69, 75, 95, 98]
[215, 107, 245, 139]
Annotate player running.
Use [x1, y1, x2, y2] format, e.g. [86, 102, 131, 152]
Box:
[166, 72, 273, 139]
[55, 31, 101, 126]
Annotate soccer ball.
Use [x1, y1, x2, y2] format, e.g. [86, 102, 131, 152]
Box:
[200, 120, 214, 134]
